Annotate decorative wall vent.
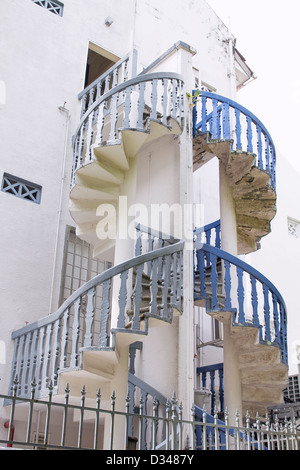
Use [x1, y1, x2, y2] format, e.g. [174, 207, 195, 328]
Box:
[31, 0, 64, 16]
[1, 173, 42, 204]
[288, 217, 300, 238]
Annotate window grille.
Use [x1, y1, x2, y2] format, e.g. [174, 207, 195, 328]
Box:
[60, 226, 111, 304]
[1, 173, 42, 204]
[284, 375, 300, 403]
[31, 0, 64, 16]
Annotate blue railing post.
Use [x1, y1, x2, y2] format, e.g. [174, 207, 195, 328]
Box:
[194, 91, 277, 191]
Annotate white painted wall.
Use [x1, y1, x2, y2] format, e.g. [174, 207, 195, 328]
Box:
[246, 153, 300, 376]
[0, 0, 238, 438]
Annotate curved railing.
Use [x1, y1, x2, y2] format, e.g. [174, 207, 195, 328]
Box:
[194, 242, 288, 364]
[194, 220, 221, 248]
[71, 72, 184, 186]
[193, 91, 276, 189]
[9, 242, 184, 399]
[78, 51, 137, 118]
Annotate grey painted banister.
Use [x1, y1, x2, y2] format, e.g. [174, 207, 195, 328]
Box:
[10, 241, 184, 398]
[128, 372, 168, 406]
[71, 72, 184, 186]
[78, 50, 138, 116]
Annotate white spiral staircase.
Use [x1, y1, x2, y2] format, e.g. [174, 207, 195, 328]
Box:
[8, 53, 288, 421]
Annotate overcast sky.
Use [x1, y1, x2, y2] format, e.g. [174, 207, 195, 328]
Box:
[208, 0, 300, 172]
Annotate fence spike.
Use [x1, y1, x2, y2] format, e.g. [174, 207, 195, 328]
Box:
[30, 378, 37, 399]
[111, 390, 116, 409]
[65, 383, 70, 397]
[48, 380, 54, 392]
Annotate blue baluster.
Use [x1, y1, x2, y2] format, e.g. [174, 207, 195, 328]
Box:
[192, 92, 197, 137]
[222, 102, 230, 140]
[262, 284, 271, 342]
[210, 253, 218, 310]
[211, 99, 218, 139]
[256, 125, 263, 169]
[272, 293, 280, 343]
[217, 107, 222, 139]
[218, 367, 224, 413]
[246, 116, 253, 153]
[205, 228, 212, 246]
[235, 108, 242, 150]
[210, 370, 216, 412]
[201, 96, 207, 133]
[197, 249, 206, 300]
[202, 370, 207, 389]
[250, 275, 259, 326]
[236, 266, 245, 324]
[280, 304, 288, 364]
[265, 135, 271, 174]
[215, 224, 221, 249]
[224, 260, 232, 311]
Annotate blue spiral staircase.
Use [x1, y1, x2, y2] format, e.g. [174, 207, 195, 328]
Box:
[8, 51, 288, 422]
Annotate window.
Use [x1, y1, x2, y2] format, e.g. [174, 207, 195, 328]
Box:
[201, 81, 217, 93]
[60, 227, 111, 304]
[283, 375, 300, 403]
[212, 318, 223, 341]
[287, 217, 300, 238]
[1, 173, 42, 204]
[31, 0, 64, 16]
[84, 43, 119, 89]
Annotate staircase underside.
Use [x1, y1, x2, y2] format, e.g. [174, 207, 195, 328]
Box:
[55, 269, 181, 401]
[70, 120, 182, 258]
[66, 115, 284, 419]
[193, 134, 277, 255]
[209, 310, 288, 418]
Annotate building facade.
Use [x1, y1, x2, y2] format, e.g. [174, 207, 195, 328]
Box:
[0, 0, 298, 450]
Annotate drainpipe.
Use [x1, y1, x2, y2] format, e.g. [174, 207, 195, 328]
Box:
[4, 421, 14, 447]
[48, 104, 71, 312]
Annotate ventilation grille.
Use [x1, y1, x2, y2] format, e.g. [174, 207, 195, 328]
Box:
[1, 173, 42, 204]
[32, 0, 64, 16]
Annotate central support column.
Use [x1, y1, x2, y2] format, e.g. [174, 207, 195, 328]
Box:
[104, 155, 138, 450]
[219, 159, 243, 425]
[176, 44, 197, 441]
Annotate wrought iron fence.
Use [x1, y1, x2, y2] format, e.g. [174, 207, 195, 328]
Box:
[1, 378, 299, 450]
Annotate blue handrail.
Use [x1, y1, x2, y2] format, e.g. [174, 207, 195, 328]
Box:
[193, 90, 276, 189]
[194, 220, 221, 248]
[194, 242, 288, 365]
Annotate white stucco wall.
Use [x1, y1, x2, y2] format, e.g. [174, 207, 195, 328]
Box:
[0, 0, 236, 433]
[246, 153, 300, 376]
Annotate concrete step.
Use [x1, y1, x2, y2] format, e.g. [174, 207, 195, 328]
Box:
[192, 136, 276, 255]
